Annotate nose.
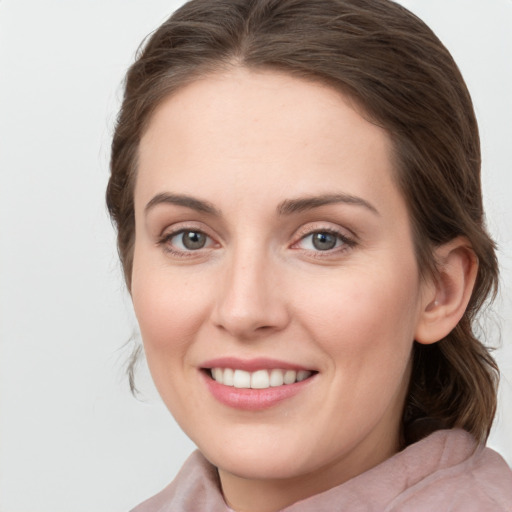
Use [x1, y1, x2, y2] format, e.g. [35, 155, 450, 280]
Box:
[211, 248, 290, 340]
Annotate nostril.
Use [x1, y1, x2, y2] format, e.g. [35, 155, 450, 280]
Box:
[256, 325, 274, 331]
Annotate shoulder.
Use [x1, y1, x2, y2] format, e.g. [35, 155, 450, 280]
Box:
[388, 429, 512, 512]
[129, 451, 228, 512]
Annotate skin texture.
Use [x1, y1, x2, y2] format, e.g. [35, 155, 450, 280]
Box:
[131, 69, 475, 512]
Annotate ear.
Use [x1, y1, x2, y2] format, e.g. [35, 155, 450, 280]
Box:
[415, 237, 478, 345]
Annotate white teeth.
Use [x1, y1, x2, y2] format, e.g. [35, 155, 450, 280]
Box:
[251, 370, 270, 389]
[297, 370, 311, 382]
[283, 370, 297, 384]
[212, 368, 223, 382]
[269, 368, 284, 387]
[210, 368, 313, 389]
[223, 368, 234, 386]
[233, 369, 251, 388]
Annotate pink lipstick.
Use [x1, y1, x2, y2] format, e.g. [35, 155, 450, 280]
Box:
[200, 358, 316, 410]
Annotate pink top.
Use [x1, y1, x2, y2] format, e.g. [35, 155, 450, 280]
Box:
[131, 429, 512, 511]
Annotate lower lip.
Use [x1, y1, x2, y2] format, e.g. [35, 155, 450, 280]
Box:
[202, 371, 315, 411]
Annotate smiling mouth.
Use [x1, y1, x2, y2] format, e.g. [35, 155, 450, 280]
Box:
[207, 368, 316, 389]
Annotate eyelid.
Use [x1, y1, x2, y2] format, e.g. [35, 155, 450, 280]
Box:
[158, 220, 218, 240]
[157, 222, 220, 255]
[292, 222, 356, 242]
[290, 223, 357, 253]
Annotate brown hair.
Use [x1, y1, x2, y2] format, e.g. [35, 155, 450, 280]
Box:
[107, 0, 499, 444]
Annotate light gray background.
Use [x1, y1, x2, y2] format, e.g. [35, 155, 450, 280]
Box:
[0, 1, 510, 511]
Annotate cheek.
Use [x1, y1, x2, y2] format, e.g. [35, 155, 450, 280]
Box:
[130, 267, 214, 418]
[131, 265, 210, 365]
[296, 266, 420, 367]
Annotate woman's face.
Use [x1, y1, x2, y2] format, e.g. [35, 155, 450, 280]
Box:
[132, 69, 429, 494]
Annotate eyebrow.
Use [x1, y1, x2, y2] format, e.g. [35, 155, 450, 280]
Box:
[277, 193, 379, 216]
[144, 191, 379, 217]
[144, 193, 220, 216]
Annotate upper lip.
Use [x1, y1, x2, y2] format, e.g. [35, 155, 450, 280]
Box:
[200, 357, 315, 372]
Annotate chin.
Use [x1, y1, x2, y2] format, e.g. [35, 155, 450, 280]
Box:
[197, 434, 313, 480]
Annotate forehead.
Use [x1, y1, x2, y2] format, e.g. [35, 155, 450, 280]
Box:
[136, 68, 401, 216]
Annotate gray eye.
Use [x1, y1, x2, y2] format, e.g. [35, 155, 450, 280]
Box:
[311, 232, 337, 251]
[181, 231, 207, 250]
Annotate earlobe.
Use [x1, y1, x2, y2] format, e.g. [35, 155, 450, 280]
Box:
[415, 237, 478, 345]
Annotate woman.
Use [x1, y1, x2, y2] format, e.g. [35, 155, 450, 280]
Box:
[107, 0, 512, 510]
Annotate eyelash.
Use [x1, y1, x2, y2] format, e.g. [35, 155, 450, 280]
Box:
[157, 228, 216, 257]
[292, 227, 357, 257]
[157, 226, 357, 258]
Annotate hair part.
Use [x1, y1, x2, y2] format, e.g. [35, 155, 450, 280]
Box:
[107, 0, 499, 444]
